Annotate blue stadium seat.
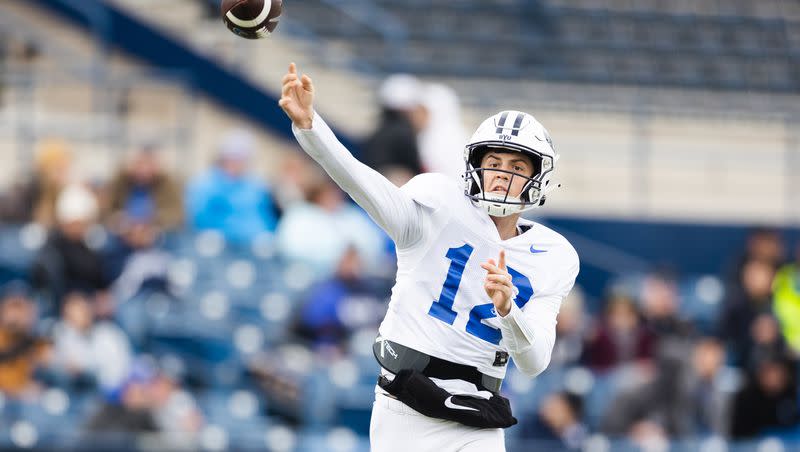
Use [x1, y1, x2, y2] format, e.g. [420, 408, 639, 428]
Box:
[282, 0, 800, 92]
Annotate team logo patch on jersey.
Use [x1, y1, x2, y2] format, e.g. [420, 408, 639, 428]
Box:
[493, 351, 509, 367]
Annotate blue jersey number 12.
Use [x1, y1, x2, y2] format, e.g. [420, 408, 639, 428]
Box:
[428, 244, 533, 345]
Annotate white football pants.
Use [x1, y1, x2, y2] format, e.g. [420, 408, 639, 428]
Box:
[369, 392, 506, 452]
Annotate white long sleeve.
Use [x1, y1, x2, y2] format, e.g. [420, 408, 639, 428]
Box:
[293, 112, 582, 382]
[497, 260, 579, 377]
[292, 114, 425, 248]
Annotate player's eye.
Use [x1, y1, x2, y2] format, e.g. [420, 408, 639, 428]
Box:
[514, 165, 524, 172]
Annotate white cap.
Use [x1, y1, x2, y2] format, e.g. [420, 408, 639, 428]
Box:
[56, 184, 98, 223]
[378, 74, 422, 110]
[219, 129, 256, 161]
[422, 83, 460, 115]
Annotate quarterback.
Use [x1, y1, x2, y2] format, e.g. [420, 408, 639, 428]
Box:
[279, 63, 579, 451]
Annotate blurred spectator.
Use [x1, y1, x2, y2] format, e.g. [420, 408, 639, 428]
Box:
[186, 129, 278, 244]
[417, 83, 467, 179]
[640, 273, 693, 340]
[86, 358, 202, 448]
[105, 144, 183, 231]
[86, 360, 160, 434]
[583, 295, 655, 372]
[104, 211, 172, 302]
[730, 353, 799, 438]
[276, 178, 386, 279]
[363, 74, 427, 183]
[271, 152, 318, 212]
[0, 139, 72, 225]
[683, 338, 732, 436]
[33, 139, 74, 226]
[102, 214, 173, 348]
[727, 228, 784, 290]
[31, 184, 111, 310]
[773, 242, 800, 355]
[601, 356, 686, 437]
[604, 337, 737, 439]
[50, 292, 132, 392]
[523, 391, 588, 450]
[0, 282, 51, 398]
[720, 259, 779, 368]
[550, 287, 587, 368]
[294, 247, 387, 350]
[639, 273, 696, 370]
[748, 314, 789, 370]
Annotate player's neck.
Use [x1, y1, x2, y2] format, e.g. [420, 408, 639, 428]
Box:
[489, 213, 521, 240]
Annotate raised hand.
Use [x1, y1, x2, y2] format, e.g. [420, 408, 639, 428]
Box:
[278, 62, 314, 129]
[480, 250, 514, 317]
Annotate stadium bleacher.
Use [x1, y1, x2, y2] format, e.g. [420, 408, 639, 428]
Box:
[1, 217, 798, 450]
[276, 0, 800, 92]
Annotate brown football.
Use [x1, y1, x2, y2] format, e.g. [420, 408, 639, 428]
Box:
[221, 0, 283, 39]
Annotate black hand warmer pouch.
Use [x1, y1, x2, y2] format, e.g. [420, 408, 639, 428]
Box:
[378, 369, 517, 429]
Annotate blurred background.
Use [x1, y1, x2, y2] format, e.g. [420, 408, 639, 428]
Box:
[0, 0, 799, 450]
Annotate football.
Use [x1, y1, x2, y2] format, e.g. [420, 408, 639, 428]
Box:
[221, 0, 283, 39]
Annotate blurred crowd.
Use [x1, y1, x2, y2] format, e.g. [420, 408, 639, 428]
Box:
[0, 74, 466, 447]
[0, 74, 797, 450]
[525, 231, 800, 449]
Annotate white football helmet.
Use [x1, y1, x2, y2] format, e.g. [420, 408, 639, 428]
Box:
[464, 110, 559, 217]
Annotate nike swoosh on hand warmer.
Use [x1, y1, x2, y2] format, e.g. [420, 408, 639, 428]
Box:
[378, 369, 517, 429]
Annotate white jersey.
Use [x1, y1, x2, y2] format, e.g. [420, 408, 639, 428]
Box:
[292, 114, 579, 391]
[383, 173, 579, 379]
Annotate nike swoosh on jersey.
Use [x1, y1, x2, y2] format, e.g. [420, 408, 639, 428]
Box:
[529, 245, 548, 254]
[444, 396, 479, 412]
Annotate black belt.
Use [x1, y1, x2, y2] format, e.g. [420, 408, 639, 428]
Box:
[373, 337, 503, 393]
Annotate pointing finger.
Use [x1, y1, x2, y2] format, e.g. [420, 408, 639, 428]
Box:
[288, 62, 297, 74]
[498, 250, 506, 270]
[282, 73, 298, 85]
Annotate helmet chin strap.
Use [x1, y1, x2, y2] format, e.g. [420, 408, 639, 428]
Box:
[484, 192, 521, 204]
[481, 193, 524, 217]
